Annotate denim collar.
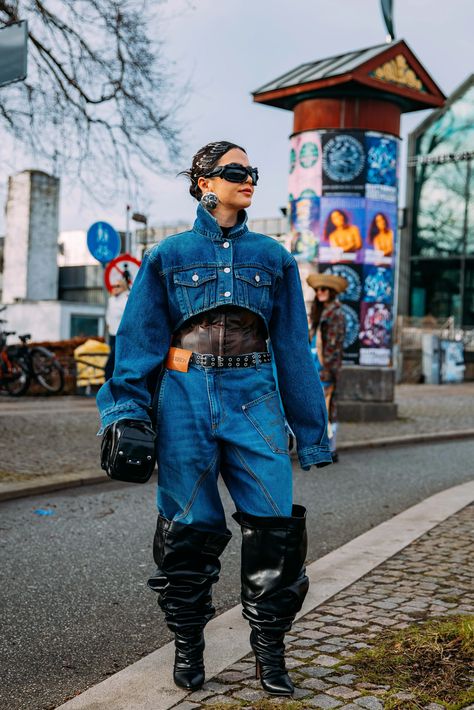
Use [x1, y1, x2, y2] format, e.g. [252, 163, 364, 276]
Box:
[193, 202, 248, 240]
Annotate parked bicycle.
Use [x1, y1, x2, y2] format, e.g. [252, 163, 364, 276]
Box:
[0, 307, 64, 396]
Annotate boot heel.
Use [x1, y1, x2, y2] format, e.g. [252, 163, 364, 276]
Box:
[255, 658, 261, 680]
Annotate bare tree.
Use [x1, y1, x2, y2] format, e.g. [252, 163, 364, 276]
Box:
[0, 1, 184, 196]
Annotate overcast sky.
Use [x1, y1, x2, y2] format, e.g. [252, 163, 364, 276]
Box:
[3, 0, 474, 233]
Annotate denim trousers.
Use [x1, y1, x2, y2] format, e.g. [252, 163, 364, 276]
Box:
[155, 359, 293, 532]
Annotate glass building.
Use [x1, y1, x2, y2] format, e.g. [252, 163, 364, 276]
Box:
[401, 74, 474, 326]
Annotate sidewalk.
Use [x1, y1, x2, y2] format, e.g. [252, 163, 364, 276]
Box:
[175, 506, 473, 710]
[56, 481, 474, 710]
[0, 383, 474, 501]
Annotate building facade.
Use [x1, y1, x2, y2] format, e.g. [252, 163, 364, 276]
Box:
[399, 75, 474, 326]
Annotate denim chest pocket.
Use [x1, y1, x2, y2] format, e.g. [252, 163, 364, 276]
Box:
[242, 391, 288, 454]
[173, 267, 217, 315]
[234, 267, 272, 311]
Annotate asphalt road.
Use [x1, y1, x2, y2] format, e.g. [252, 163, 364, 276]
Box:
[1, 439, 473, 710]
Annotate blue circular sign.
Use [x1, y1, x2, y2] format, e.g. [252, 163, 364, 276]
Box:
[87, 221, 121, 264]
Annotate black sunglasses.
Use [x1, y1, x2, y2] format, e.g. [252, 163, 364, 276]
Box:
[204, 163, 259, 185]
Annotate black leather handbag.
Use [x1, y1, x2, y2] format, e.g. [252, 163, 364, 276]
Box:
[101, 419, 156, 483]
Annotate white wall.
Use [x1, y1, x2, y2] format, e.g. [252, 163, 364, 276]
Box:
[3, 172, 30, 302]
[58, 230, 97, 267]
[3, 301, 104, 342]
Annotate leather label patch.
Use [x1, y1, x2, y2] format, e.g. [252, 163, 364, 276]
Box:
[166, 347, 192, 372]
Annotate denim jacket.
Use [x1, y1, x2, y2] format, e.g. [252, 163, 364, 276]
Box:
[97, 204, 331, 469]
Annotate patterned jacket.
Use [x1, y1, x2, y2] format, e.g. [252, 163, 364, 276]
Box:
[318, 300, 345, 384]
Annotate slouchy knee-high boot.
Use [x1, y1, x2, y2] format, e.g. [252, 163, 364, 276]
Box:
[148, 516, 231, 690]
[233, 505, 309, 696]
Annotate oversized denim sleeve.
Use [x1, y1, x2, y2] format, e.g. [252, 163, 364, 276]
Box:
[268, 257, 332, 470]
[96, 251, 171, 431]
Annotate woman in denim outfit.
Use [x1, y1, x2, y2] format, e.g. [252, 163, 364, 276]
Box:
[97, 141, 332, 696]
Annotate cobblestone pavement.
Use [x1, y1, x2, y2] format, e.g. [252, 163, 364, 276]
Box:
[0, 397, 101, 480]
[0, 383, 473, 480]
[171, 504, 473, 710]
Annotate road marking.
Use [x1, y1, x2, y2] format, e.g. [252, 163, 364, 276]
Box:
[56, 479, 474, 710]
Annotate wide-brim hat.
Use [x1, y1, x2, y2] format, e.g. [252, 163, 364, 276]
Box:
[306, 272, 348, 294]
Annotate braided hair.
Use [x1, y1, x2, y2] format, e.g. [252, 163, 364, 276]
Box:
[179, 141, 246, 201]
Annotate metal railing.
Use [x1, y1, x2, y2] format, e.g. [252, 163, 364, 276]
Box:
[395, 316, 474, 350]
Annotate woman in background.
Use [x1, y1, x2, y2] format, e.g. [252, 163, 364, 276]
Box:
[104, 277, 129, 380]
[307, 273, 347, 462]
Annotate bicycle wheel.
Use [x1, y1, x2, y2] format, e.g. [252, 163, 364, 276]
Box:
[31, 347, 65, 393]
[4, 359, 30, 396]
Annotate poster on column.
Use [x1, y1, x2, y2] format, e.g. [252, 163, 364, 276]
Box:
[319, 263, 362, 365]
[364, 200, 397, 266]
[359, 302, 393, 366]
[288, 131, 322, 262]
[287, 128, 398, 367]
[322, 131, 366, 196]
[289, 131, 322, 200]
[319, 196, 365, 263]
[362, 265, 394, 303]
[365, 132, 398, 203]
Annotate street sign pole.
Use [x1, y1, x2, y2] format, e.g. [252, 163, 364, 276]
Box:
[126, 204, 131, 254]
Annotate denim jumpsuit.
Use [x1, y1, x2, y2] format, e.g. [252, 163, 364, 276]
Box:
[97, 205, 331, 531]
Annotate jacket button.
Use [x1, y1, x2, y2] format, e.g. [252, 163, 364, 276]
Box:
[224, 267, 231, 273]
[224, 291, 231, 297]
[255, 274, 261, 282]
[223, 241, 230, 248]
[192, 273, 199, 282]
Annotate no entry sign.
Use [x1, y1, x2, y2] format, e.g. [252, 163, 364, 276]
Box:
[104, 253, 141, 294]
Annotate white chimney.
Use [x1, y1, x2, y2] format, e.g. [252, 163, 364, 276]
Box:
[3, 170, 60, 303]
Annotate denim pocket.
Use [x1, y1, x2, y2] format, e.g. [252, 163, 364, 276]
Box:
[242, 390, 288, 454]
[234, 266, 272, 311]
[173, 266, 217, 315]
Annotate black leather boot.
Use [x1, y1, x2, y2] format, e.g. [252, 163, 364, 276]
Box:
[233, 505, 309, 696]
[148, 516, 231, 690]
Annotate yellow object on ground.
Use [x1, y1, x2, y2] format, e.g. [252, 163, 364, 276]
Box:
[74, 339, 110, 387]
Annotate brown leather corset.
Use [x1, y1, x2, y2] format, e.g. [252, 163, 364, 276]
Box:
[171, 306, 268, 355]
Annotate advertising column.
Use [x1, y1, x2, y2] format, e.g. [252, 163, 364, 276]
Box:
[288, 129, 398, 367]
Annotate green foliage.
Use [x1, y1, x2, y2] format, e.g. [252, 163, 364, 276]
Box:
[349, 615, 474, 709]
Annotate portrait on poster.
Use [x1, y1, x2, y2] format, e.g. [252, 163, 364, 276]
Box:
[322, 131, 366, 196]
[363, 265, 394, 303]
[364, 201, 397, 266]
[319, 197, 364, 263]
[359, 302, 392, 349]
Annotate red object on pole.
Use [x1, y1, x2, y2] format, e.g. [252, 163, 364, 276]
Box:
[104, 253, 141, 293]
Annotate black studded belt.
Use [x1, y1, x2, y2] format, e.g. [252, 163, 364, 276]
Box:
[190, 352, 272, 368]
